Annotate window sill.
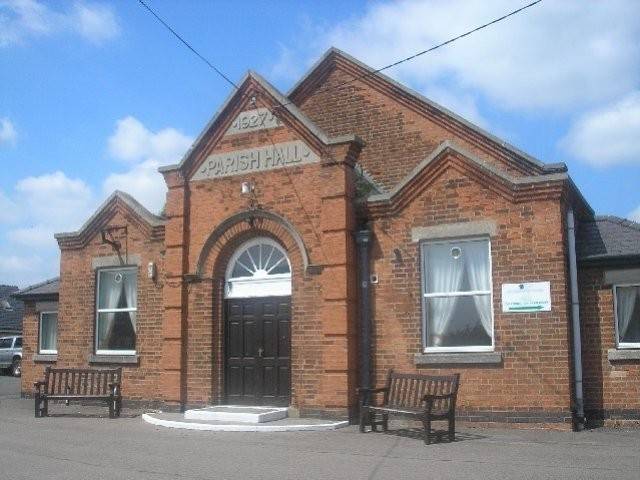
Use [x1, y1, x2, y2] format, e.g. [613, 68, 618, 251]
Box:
[608, 349, 640, 362]
[88, 354, 139, 365]
[414, 352, 502, 365]
[33, 354, 57, 362]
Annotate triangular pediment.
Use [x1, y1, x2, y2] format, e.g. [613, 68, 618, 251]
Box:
[55, 191, 165, 248]
[160, 71, 359, 182]
[288, 48, 567, 179]
[366, 142, 569, 216]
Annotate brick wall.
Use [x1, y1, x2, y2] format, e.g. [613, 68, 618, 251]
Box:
[21, 208, 165, 404]
[579, 266, 640, 422]
[160, 86, 359, 416]
[364, 161, 573, 426]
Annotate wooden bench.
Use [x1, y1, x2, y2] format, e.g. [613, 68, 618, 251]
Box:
[34, 367, 123, 419]
[358, 370, 460, 444]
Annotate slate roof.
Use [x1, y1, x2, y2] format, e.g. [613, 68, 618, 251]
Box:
[13, 277, 60, 300]
[577, 216, 640, 263]
[0, 285, 24, 333]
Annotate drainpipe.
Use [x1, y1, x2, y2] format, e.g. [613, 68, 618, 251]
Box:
[355, 228, 372, 393]
[567, 209, 585, 430]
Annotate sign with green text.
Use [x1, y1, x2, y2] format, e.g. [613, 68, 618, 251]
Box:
[502, 281, 551, 313]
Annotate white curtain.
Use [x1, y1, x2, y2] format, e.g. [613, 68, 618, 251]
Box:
[617, 287, 638, 341]
[426, 245, 464, 345]
[41, 313, 57, 351]
[465, 241, 492, 336]
[123, 273, 137, 329]
[99, 274, 121, 348]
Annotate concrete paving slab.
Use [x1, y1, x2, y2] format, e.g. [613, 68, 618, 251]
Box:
[1, 376, 638, 480]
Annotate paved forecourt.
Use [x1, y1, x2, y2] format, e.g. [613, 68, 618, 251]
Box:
[0, 376, 639, 480]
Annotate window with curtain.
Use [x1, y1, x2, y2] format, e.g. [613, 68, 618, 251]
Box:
[39, 312, 57, 354]
[421, 238, 493, 351]
[614, 285, 640, 348]
[96, 268, 137, 354]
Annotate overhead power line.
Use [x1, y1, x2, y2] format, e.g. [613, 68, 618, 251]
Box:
[136, 0, 543, 106]
[136, 0, 239, 90]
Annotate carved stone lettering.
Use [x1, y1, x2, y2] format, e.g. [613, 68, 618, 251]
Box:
[191, 140, 320, 181]
[226, 108, 281, 135]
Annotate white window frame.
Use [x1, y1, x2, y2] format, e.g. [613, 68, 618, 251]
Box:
[420, 236, 495, 353]
[613, 283, 640, 350]
[95, 266, 137, 356]
[225, 237, 292, 299]
[38, 311, 58, 355]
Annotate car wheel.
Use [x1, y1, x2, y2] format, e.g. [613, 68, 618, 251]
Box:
[11, 357, 21, 377]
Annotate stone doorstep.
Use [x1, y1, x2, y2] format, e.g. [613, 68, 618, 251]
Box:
[184, 405, 289, 423]
[142, 412, 349, 432]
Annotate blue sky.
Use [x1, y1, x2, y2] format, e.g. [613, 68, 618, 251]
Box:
[1, 0, 639, 287]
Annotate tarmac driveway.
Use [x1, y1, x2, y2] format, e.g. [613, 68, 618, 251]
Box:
[0, 375, 638, 480]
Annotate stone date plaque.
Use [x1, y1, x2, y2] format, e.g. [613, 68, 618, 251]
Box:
[226, 108, 281, 135]
[192, 140, 320, 180]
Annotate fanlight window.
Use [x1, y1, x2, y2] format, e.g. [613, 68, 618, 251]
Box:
[225, 238, 291, 298]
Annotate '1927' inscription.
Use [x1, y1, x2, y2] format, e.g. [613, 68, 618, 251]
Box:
[226, 108, 281, 135]
[191, 140, 320, 181]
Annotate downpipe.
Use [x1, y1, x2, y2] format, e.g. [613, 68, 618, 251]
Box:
[356, 229, 372, 395]
[567, 209, 585, 430]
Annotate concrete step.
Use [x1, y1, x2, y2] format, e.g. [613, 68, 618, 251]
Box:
[142, 412, 349, 432]
[184, 405, 289, 423]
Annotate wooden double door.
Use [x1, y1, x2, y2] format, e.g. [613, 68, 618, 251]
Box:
[224, 296, 291, 406]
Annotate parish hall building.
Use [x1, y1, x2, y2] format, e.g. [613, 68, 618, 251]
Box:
[15, 49, 640, 429]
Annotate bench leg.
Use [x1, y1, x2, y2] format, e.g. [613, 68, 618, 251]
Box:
[423, 416, 432, 445]
[381, 413, 389, 432]
[359, 406, 368, 433]
[42, 399, 48, 417]
[448, 413, 455, 442]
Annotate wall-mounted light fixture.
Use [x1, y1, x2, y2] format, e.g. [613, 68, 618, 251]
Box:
[241, 181, 254, 195]
[147, 262, 157, 281]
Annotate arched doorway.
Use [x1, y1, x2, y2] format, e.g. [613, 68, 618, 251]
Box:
[224, 237, 291, 406]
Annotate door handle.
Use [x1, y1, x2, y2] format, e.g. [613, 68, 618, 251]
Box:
[257, 347, 264, 358]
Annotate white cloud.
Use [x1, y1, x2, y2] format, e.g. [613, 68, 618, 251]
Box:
[0, 251, 51, 287]
[16, 171, 94, 229]
[0, 171, 94, 286]
[103, 159, 166, 214]
[0, 0, 120, 47]
[0, 118, 17, 145]
[72, 2, 120, 44]
[0, 189, 19, 223]
[104, 116, 192, 213]
[108, 116, 193, 164]
[277, 0, 640, 113]
[629, 205, 640, 223]
[6, 226, 55, 248]
[560, 91, 640, 167]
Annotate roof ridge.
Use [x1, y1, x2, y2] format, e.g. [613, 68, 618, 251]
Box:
[14, 276, 59, 296]
[593, 215, 640, 231]
[288, 47, 566, 174]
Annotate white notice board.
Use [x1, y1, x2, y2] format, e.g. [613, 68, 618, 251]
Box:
[502, 282, 551, 313]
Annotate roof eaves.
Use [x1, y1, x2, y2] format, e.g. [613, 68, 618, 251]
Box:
[12, 277, 59, 299]
[367, 141, 568, 204]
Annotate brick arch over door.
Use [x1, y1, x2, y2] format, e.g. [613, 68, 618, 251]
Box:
[195, 210, 311, 278]
[190, 210, 311, 407]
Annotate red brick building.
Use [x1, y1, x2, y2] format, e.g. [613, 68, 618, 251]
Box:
[15, 49, 640, 429]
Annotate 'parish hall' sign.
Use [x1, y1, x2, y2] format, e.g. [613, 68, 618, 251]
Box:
[192, 140, 320, 180]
